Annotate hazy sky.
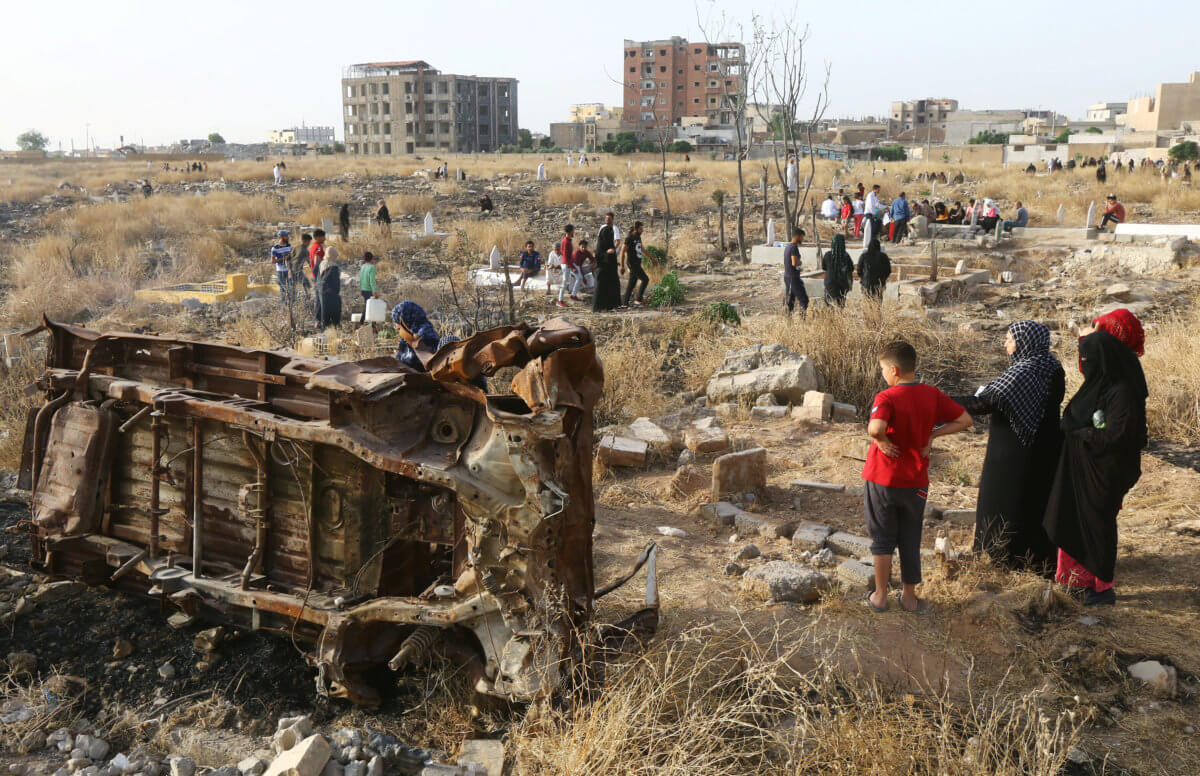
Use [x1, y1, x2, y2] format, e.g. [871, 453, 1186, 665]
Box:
[4, 0, 1198, 150]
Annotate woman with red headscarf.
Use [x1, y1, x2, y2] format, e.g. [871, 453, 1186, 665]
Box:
[1042, 309, 1148, 606]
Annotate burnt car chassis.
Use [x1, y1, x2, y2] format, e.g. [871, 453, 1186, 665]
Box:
[21, 317, 657, 706]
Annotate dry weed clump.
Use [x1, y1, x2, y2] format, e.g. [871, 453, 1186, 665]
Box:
[386, 192, 435, 215]
[285, 186, 348, 211]
[594, 324, 672, 427]
[1142, 302, 1200, 444]
[543, 186, 591, 206]
[0, 668, 86, 754]
[510, 623, 1079, 776]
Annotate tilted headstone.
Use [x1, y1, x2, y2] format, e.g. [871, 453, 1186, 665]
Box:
[424, 212, 434, 236]
[766, 218, 775, 246]
[1056, 204, 1065, 225]
[488, 245, 503, 270]
[1086, 201, 1095, 228]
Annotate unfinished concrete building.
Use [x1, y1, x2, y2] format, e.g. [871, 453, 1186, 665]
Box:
[342, 61, 518, 155]
[21, 318, 657, 706]
[621, 37, 746, 135]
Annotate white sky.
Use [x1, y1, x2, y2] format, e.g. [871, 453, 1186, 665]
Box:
[3, 0, 1198, 150]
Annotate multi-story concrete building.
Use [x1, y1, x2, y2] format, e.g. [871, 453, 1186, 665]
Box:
[621, 37, 746, 134]
[1086, 102, 1128, 123]
[890, 99, 959, 132]
[341, 60, 518, 155]
[267, 125, 336, 145]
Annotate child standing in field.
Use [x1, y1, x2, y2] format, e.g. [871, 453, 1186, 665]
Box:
[863, 341, 973, 613]
[359, 252, 378, 310]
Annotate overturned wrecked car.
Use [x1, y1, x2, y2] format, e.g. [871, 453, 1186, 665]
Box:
[20, 317, 657, 706]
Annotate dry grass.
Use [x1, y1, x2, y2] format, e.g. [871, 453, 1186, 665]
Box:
[386, 192, 435, 215]
[544, 186, 591, 206]
[285, 186, 348, 211]
[509, 623, 1079, 776]
[0, 668, 86, 754]
[1142, 301, 1200, 444]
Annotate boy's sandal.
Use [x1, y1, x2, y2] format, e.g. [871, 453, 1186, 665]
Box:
[863, 592, 887, 613]
[897, 592, 932, 615]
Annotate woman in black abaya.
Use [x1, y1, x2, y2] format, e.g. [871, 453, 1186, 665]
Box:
[1042, 330, 1148, 606]
[960, 321, 1064, 574]
[592, 215, 622, 312]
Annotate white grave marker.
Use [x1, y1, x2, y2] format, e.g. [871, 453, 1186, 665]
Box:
[424, 212, 434, 236]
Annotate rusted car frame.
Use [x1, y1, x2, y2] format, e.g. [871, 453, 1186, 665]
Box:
[21, 317, 656, 706]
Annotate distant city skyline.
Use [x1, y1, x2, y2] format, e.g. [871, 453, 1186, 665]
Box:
[2, 0, 1196, 150]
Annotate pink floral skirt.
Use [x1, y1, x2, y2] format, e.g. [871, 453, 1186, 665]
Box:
[1056, 549, 1113, 592]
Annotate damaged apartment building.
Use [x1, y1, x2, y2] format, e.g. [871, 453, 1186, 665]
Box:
[342, 60, 518, 155]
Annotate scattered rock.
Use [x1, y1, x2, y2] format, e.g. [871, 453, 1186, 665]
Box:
[802, 390, 834, 420]
[457, 739, 504, 776]
[677, 448, 696, 466]
[193, 627, 225, 653]
[112, 639, 134, 660]
[237, 758, 266, 776]
[790, 480, 845, 493]
[743, 561, 831, 604]
[754, 392, 781, 407]
[724, 561, 746, 576]
[735, 544, 761, 560]
[628, 417, 671, 446]
[789, 405, 827, 424]
[264, 735, 331, 776]
[836, 558, 876, 592]
[1077, 615, 1100, 627]
[166, 612, 195, 629]
[940, 509, 975, 526]
[711, 447, 766, 500]
[750, 405, 787, 419]
[733, 511, 765, 537]
[157, 662, 176, 680]
[32, 580, 83, 605]
[656, 526, 687, 538]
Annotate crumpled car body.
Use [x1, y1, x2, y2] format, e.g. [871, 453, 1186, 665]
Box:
[21, 317, 654, 706]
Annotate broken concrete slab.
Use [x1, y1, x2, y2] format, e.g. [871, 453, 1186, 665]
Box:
[750, 405, 788, 419]
[684, 426, 731, 455]
[707, 345, 818, 405]
[697, 501, 741, 527]
[598, 435, 648, 467]
[458, 739, 505, 776]
[743, 561, 831, 603]
[629, 417, 672, 446]
[791, 480, 846, 493]
[791, 522, 833, 552]
[712, 447, 767, 500]
[663, 465, 708, 498]
[734, 511, 766, 537]
[836, 558, 876, 592]
[790, 405, 827, 423]
[831, 401, 857, 421]
[759, 521, 797, 541]
[826, 531, 873, 557]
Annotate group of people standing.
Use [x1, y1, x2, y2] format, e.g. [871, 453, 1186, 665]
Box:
[511, 212, 650, 312]
[269, 228, 381, 329]
[782, 227, 892, 312]
[964, 309, 1148, 605]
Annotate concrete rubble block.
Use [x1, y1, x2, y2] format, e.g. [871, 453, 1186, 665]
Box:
[923, 502, 944, 521]
[955, 269, 991, 285]
[735, 544, 761, 560]
[168, 758, 196, 776]
[238, 758, 267, 776]
[742, 561, 831, 604]
[1128, 660, 1178, 697]
[628, 417, 672, 446]
[1103, 282, 1132, 301]
[597, 435, 648, 467]
[458, 739, 505, 776]
[733, 511, 766, 537]
[750, 405, 788, 419]
[831, 402, 857, 421]
[264, 735, 331, 776]
[826, 531, 873, 557]
[791, 480, 846, 493]
[684, 426, 730, 455]
[711, 447, 767, 500]
[791, 522, 833, 552]
[759, 521, 797, 540]
[836, 559, 876, 592]
[940, 509, 975, 526]
[706, 345, 818, 405]
[320, 762, 343, 776]
[802, 390, 834, 420]
[697, 501, 740, 527]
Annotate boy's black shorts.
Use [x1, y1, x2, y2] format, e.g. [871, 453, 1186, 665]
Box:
[863, 480, 927, 585]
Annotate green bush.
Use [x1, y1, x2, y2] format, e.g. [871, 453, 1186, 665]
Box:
[870, 144, 906, 162]
[643, 245, 667, 266]
[968, 130, 1008, 145]
[702, 302, 740, 326]
[649, 271, 687, 308]
[1085, 126, 1103, 134]
[667, 140, 694, 153]
[1169, 141, 1199, 162]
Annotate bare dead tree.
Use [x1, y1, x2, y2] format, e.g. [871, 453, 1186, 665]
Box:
[695, 2, 762, 264]
[752, 14, 832, 232]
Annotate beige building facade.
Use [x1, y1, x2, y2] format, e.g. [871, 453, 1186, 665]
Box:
[341, 60, 518, 155]
[621, 37, 746, 133]
[1124, 72, 1200, 132]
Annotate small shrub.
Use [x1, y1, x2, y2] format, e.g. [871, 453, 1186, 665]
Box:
[702, 302, 741, 326]
[649, 271, 687, 308]
[643, 244, 667, 266]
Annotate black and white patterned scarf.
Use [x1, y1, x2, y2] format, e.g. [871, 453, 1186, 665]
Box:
[979, 321, 1063, 446]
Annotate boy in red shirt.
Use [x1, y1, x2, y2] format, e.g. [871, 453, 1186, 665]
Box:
[863, 341, 973, 613]
[308, 229, 327, 278]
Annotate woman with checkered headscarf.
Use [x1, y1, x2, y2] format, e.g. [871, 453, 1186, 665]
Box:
[959, 321, 1065, 574]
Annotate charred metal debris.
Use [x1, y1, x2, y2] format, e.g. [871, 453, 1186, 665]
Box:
[20, 317, 658, 706]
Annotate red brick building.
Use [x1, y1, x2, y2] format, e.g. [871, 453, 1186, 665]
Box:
[622, 37, 746, 135]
